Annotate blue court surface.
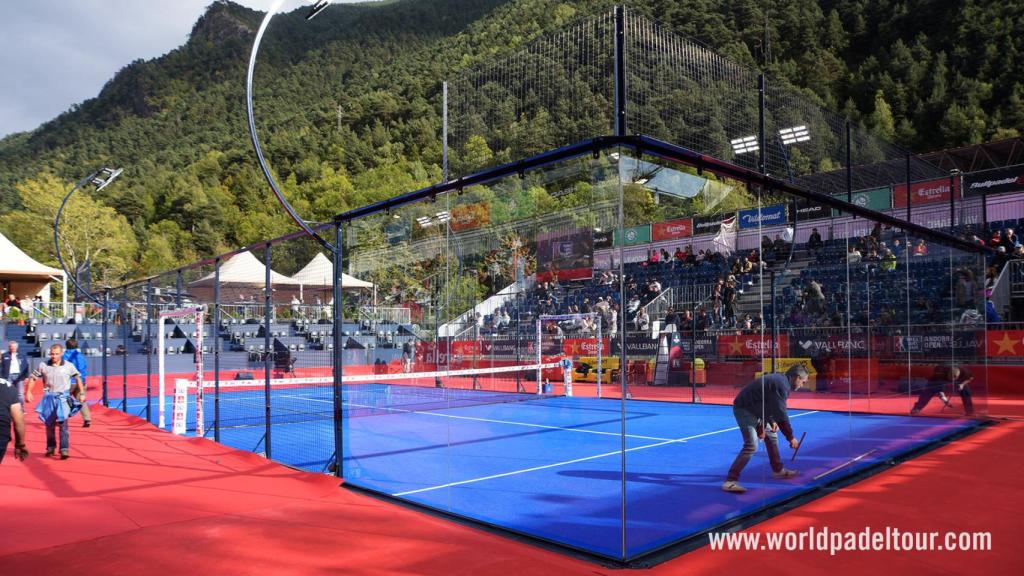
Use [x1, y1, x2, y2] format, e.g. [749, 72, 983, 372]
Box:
[124, 385, 977, 560]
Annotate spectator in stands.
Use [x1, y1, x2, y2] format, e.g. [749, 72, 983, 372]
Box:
[608, 303, 619, 338]
[649, 278, 662, 296]
[290, 295, 301, 319]
[955, 269, 978, 308]
[695, 249, 706, 265]
[4, 295, 19, 311]
[0, 377, 29, 464]
[663, 307, 679, 331]
[27, 344, 83, 459]
[581, 298, 592, 314]
[912, 239, 928, 257]
[761, 235, 773, 255]
[634, 308, 650, 332]
[2, 341, 30, 408]
[712, 279, 724, 326]
[891, 238, 904, 257]
[498, 308, 511, 330]
[63, 339, 90, 428]
[986, 298, 1001, 323]
[1012, 244, 1024, 263]
[1003, 228, 1019, 250]
[880, 248, 897, 272]
[992, 246, 1009, 271]
[626, 294, 641, 316]
[722, 364, 807, 493]
[772, 234, 789, 260]
[804, 280, 826, 316]
[20, 296, 33, 319]
[673, 246, 685, 267]
[685, 246, 697, 267]
[723, 278, 738, 328]
[847, 244, 862, 264]
[806, 227, 823, 257]
[648, 249, 660, 267]
[660, 248, 671, 267]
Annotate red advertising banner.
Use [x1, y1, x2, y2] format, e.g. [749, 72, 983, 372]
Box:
[987, 330, 1024, 358]
[450, 341, 480, 357]
[652, 218, 693, 241]
[718, 334, 789, 357]
[892, 177, 958, 208]
[562, 338, 609, 357]
[449, 202, 490, 231]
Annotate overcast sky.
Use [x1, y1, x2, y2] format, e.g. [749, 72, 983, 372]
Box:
[0, 0, 361, 139]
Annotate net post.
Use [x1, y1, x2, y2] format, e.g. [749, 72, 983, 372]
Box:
[596, 314, 603, 398]
[121, 285, 128, 410]
[195, 306, 205, 438]
[332, 222, 344, 478]
[158, 304, 166, 429]
[536, 317, 542, 394]
[263, 242, 273, 459]
[145, 279, 153, 423]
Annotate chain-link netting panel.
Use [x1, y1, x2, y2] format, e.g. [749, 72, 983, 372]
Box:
[448, 9, 615, 177]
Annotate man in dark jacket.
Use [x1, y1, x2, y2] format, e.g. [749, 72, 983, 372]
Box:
[723, 364, 808, 493]
[1, 377, 29, 463]
[63, 339, 91, 427]
[2, 340, 30, 407]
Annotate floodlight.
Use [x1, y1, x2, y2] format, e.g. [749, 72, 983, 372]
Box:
[730, 135, 759, 154]
[779, 125, 810, 145]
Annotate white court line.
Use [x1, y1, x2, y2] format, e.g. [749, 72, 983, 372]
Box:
[393, 411, 819, 497]
[282, 394, 679, 442]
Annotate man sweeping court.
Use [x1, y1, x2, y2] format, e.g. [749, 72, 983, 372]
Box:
[722, 364, 807, 494]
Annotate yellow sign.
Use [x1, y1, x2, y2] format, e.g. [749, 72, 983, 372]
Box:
[756, 358, 817, 391]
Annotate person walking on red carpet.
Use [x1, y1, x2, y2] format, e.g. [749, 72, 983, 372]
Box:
[722, 364, 807, 493]
[63, 338, 91, 427]
[0, 377, 29, 463]
[26, 344, 82, 459]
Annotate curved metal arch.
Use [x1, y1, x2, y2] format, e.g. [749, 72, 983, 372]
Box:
[246, 0, 335, 253]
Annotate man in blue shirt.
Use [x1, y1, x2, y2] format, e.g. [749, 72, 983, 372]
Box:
[723, 364, 808, 493]
[63, 338, 91, 428]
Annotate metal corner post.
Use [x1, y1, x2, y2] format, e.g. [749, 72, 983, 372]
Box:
[101, 290, 109, 407]
[332, 222, 344, 478]
[613, 5, 626, 137]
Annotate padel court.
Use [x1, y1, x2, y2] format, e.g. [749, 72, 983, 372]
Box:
[127, 382, 979, 560]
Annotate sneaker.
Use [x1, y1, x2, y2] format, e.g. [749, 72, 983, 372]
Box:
[45, 449, 55, 457]
[722, 480, 747, 493]
[83, 421, 92, 428]
[60, 452, 70, 460]
[910, 408, 921, 415]
[772, 468, 799, 479]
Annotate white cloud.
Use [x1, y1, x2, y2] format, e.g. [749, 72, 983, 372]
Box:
[0, 0, 331, 138]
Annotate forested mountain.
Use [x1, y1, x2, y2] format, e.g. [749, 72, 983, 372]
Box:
[1, 0, 1020, 285]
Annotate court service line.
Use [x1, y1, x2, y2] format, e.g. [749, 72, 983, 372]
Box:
[393, 411, 819, 497]
[281, 394, 684, 442]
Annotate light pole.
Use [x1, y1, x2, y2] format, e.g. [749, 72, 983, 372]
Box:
[54, 167, 123, 310]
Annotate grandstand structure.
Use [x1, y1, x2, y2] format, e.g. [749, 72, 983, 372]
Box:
[4, 6, 1022, 565]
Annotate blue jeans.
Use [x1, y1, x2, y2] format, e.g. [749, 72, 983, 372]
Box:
[46, 416, 70, 454]
[727, 406, 783, 481]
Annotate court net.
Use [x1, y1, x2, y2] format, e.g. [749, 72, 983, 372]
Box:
[184, 362, 563, 430]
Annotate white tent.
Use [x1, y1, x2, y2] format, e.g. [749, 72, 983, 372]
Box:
[0, 231, 66, 308]
[188, 251, 301, 303]
[291, 252, 373, 292]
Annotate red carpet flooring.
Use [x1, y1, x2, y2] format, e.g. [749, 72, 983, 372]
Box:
[0, 404, 1020, 575]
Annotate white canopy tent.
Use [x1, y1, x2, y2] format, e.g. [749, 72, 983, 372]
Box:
[290, 252, 374, 298]
[0, 231, 67, 313]
[187, 250, 301, 303]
